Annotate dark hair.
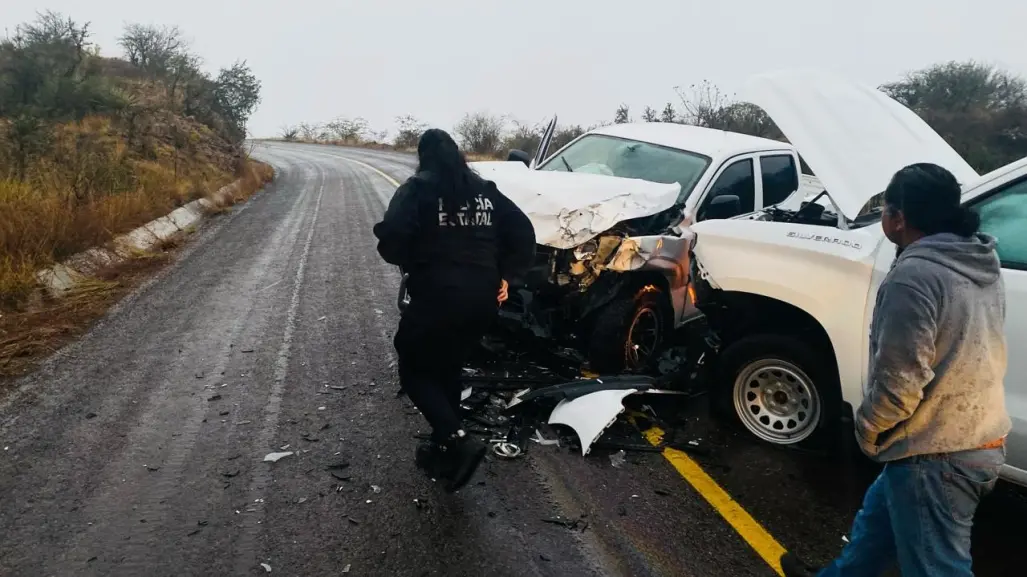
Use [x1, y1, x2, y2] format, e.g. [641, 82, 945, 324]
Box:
[883, 162, 980, 237]
[416, 128, 478, 213]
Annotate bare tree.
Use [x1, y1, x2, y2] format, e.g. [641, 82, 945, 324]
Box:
[393, 115, 425, 149]
[326, 117, 368, 143]
[280, 125, 299, 141]
[674, 80, 731, 127]
[642, 106, 659, 122]
[661, 102, 677, 123]
[119, 24, 186, 76]
[297, 122, 322, 142]
[454, 111, 505, 155]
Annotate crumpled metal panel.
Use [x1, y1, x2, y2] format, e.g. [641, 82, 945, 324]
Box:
[470, 161, 682, 250]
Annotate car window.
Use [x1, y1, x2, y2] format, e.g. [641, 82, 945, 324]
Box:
[700, 159, 755, 217]
[974, 178, 1027, 270]
[537, 134, 711, 199]
[760, 154, 798, 206]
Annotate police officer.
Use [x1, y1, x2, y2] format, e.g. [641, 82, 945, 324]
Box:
[373, 128, 536, 492]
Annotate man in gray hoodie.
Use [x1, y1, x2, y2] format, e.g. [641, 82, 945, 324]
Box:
[782, 163, 1010, 577]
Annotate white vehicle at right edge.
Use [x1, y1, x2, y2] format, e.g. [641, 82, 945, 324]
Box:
[688, 69, 1027, 487]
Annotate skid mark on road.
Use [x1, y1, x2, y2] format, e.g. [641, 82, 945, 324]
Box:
[233, 160, 328, 574]
[643, 427, 787, 576]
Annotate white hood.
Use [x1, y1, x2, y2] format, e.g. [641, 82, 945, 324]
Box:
[741, 69, 980, 220]
[470, 161, 682, 250]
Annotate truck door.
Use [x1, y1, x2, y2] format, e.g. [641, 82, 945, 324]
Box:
[970, 174, 1027, 484]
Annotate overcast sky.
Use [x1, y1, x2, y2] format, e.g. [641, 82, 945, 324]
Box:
[9, 1, 1027, 139]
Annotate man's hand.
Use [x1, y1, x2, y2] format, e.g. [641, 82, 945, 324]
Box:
[498, 279, 509, 304]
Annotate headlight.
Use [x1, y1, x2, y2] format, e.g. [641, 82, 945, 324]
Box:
[572, 239, 599, 261]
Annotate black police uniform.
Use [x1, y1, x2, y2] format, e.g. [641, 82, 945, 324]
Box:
[373, 170, 535, 442]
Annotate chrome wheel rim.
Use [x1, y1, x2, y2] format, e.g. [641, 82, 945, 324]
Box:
[732, 358, 821, 444]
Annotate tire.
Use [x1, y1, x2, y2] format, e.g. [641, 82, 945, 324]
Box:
[586, 285, 671, 374]
[713, 334, 841, 448]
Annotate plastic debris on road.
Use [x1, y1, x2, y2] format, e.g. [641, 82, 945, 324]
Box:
[260, 562, 271, 572]
[263, 451, 294, 463]
[609, 450, 626, 468]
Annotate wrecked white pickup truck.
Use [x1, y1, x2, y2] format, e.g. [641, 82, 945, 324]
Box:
[689, 69, 1027, 487]
[466, 116, 822, 373]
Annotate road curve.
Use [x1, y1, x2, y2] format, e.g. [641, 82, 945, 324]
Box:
[0, 142, 614, 577]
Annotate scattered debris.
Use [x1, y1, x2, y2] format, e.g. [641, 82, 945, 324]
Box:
[260, 562, 272, 572]
[208, 394, 222, 402]
[609, 450, 626, 468]
[219, 410, 230, 416]
[296, 497, 308, 504]
[85, 412, 98, 420]
[371, 485, 381, 494]
[279, 444, 291, 451]
[317, 406, 326, 411]
[654, 489, 671, 497]
[235, 420, 252, 425]
[348, 517, 361, 525]
[531, 429, 559, 446]
[542, 516, 588, 532]
[145, 465, 160, 472]
[301, 433, 319, 442]
[342, 564, 351, 573]
[241, 348, 255, 353]
[222, 470, 241, 478]
[318, 315, 327, 321]
[263, 452, 294, 463]
[328, 385, 346, 391]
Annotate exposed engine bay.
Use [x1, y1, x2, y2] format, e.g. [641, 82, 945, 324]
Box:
[497, 203, 690, 344]
[747, 190, 884, 230]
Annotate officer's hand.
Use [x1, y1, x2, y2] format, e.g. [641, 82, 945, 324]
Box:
[498, 279, 509, 304]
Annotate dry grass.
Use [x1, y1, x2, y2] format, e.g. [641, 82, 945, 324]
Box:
[0, 156, 273, 383]
[0, 116, 245, 309]
[0, 255, 166, 381]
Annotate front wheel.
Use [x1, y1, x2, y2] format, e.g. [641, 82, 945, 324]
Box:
[586, 285, 671, 374]
[714, 334, 841, 448]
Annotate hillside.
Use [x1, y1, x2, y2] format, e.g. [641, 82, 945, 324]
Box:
[0, 12, 272, 376]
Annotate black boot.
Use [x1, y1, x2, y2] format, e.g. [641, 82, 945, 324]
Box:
[780, 552, 820, 577]
[442, 431, 487, 493]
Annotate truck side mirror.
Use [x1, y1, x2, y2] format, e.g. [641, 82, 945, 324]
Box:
[704, 194, 742, 220]
[507, 149, 531, 166]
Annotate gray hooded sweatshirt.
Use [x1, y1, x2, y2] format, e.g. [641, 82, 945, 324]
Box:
[855, 232, 1011, 462]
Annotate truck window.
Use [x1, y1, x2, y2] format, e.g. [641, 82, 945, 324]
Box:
[974, 178, 1027, 270]
[760, 154, 799, 207]
[705, 159, 755, 215]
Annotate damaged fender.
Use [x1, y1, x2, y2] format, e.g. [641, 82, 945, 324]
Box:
[549, 389, 641, 456]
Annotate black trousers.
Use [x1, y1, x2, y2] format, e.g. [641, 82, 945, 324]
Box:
[394, 283, 496, 442]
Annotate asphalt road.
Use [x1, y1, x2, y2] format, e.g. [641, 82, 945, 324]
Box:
[0, 141, 1021, 577]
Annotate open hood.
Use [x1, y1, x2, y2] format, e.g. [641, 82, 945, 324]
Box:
[470, 161, 682, 250]
[741, 69, 980, 220]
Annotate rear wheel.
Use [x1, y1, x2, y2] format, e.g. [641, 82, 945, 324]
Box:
[714, 334, 840, 447]
[586, 285, 670, 373]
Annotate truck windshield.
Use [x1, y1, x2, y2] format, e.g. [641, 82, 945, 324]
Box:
[537, 134, 711, 199]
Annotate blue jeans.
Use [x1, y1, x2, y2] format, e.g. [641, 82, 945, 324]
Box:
[818, 447, 1004, 577]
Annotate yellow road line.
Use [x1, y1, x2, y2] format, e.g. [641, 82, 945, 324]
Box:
[642, 426, 787, 576]
[336, 156, 401, 187]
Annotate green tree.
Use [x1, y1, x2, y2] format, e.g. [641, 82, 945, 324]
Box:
[213, 60, 261, 142]
[881, 61, 1027, 172]
[614, 104, 630, 124]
